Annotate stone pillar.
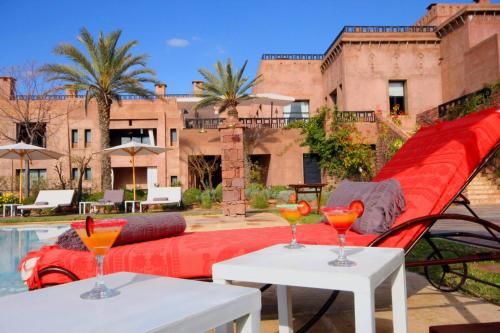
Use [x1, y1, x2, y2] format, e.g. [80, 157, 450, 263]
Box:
[219, 118, 246, 217]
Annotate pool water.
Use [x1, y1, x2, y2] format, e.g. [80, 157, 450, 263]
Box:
[0, 225, 69, 297]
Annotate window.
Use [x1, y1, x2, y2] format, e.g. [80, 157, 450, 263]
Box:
[71, 129, 78, 148]
[389, 81, 406, 115]
[283, 100, 309, 119]
[109, 129, 157, 146]
[169, 128, 177, 146]
[330, 89, 338, 105]
[84, 129, 91, 148]
[71, 168, 78, 180]
[170, 176, 178, 186]
[16, 169, 47, 186]
[84, 168, 92, 180]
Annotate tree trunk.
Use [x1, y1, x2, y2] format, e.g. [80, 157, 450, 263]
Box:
[97, 98, 112, 191]
[77, 171, 84, 203]
[226, 106, 239, 123]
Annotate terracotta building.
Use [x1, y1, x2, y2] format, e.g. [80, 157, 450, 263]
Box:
[0, 0, 498, 194]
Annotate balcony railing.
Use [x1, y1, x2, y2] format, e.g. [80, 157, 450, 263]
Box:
[13, 93, 197, 101]
[240, 117, 307, 128]
[336, 111, 376, 123]
[185, 112, 375, 129]
[261, 54, 324, 60]
[324, 25, 437, 56]
[184, 118, 224, 129]
[438, 88, 492, 118]
[184, 117, 308, 129]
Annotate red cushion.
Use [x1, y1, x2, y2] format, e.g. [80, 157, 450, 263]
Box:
[21, 107, 500, 289]
[25, 224, 377, 288]
[374, 107, 499, 247]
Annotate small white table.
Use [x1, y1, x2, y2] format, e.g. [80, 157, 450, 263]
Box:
[2, 203, 21, 217]
[78, 201, 94, 214]
[0, 272, 261, 333]
[213, 244, 407, 333]
[124, 200, 138, 213]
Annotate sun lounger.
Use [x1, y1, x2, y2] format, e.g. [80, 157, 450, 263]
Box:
[88, 190, 124, 212]
[18, 190, 75, 214]
[20, 107, 500, 292]
[139, 187, 181, 212]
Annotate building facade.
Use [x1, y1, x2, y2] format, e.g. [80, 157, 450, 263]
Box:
[0, 0, 498, 194]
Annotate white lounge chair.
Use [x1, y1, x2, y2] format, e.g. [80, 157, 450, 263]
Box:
[139, 187, 181, 212]
[18, 190, 75, 215]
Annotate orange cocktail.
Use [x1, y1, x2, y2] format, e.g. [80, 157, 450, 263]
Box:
[71, 218, 127, 300]
[323, 209, 357, 234]
[74, 225, 123, 256]
[321, 202, 364, 267]
[277, 204, 305, 249]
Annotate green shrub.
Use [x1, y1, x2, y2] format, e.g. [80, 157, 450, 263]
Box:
[214, 183, 223, 202]
[124, 189, 146, 201]
[200, 191, 212, 209]
[251, 192, 269, 209]
[82, 191, 103, 202]
[0, 192, 18, 204]
[277, 190, 294, 203]
[245, 183, 265, 200]
[183, 188, 202, 206]
[269, 185, 288, 199]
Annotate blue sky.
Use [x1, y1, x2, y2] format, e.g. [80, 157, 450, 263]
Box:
[1, 0, 494, 93]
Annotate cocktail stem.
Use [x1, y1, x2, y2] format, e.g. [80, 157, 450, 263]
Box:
[95, 255, 105, 286]
[291, 224, 298, 245]
[338, 234, 346, 260]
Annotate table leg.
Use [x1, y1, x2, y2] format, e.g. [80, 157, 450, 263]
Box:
[277, 285, 293, 333]
[235, 310, 260, 333]
[391, 263, 408, 333]
[132, 202, 135, 213]
[11, 205, 15, 217]
[214, 279, 233, 333]
[316, 189, 322, 214]
[3, 205, 5, 218]
[354, 289, 375, 333]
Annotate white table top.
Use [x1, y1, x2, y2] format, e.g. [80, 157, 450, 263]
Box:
[0, 272, 261, 333]
[213, 244, 404, 292]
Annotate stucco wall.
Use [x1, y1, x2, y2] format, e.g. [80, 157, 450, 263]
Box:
[440, 15, 500, 101]
[464, 33, 500, 94]
[339, 43, 442, 130]
[253, 59, 324, 114]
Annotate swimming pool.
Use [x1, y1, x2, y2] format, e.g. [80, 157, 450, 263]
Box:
[0, 225, 69, 297]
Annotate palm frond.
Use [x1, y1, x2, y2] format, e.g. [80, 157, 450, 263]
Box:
[194, 58, 261, 114]
[43, 27, 158, 107]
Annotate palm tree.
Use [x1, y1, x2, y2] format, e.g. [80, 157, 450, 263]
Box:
[41, 28, 159, 191]
[194, 59, 261, 119]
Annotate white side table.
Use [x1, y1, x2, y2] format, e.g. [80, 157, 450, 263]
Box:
[2, 204, 21, 217]
[78, 201, 94, 214]
[124, 200, 138, 213]
[0, 272, 261, 333]
[213, 244, 407, 333]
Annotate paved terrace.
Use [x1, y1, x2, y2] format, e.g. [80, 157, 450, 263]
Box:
[187, 205, 499, 333]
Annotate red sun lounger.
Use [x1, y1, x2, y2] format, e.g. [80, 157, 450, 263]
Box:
[20, 107, 500, 293]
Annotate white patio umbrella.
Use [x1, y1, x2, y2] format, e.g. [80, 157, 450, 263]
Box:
[0, 142, 64, 202]
[99, 141, 169, 200]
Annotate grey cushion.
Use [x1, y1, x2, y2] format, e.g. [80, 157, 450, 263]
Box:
[35, 201, 49, 206]
[326, 179, 406, 234]
[56, 213, 187, 251]
[153, 197, 168, 202]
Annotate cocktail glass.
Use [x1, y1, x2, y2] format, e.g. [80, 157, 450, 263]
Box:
[71, 218, 127, 300]
[277, 204, 305, 249]
[321, 207, 358, 266]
